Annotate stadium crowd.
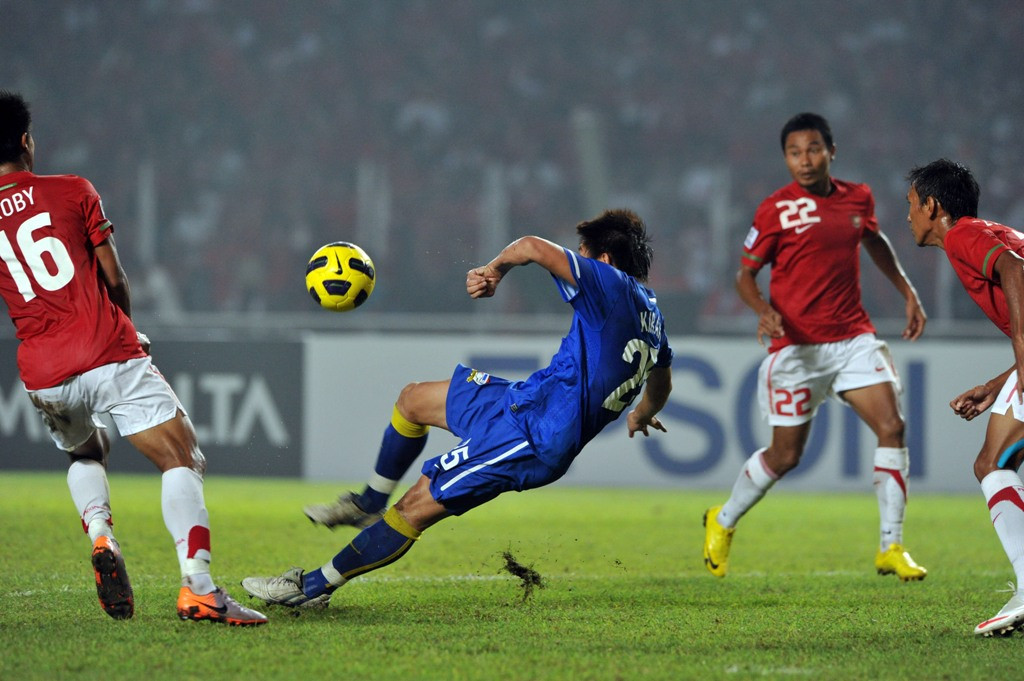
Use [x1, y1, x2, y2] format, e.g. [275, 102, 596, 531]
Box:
[4, 0, 1023, 329]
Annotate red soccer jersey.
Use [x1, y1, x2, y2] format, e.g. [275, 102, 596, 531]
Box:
[0, 171, 144, 389]
[944, 216, 1024, 336]
[740, 178, 878, 352]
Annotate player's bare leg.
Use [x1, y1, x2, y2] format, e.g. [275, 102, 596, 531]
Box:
[305, 380, 450, 529]
[246, 476, 449, 606]
[705, 424, 807, 576]
[128, 411, 266, 625]
[67, 430, 135, 619]
[843, 383, 926, 581]
[974, 414, 1024, 636]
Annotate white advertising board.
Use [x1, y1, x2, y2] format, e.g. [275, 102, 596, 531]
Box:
[305, 333, 1008, 494]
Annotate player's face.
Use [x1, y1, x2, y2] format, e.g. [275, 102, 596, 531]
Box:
[783, 129, 834, 196]
[906, 185, 932, 247]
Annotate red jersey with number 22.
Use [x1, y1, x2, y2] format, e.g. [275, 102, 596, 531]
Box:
[945, 217, 1024, 335]
[740, 178, 878, 352]
[0, 171, 144, 390]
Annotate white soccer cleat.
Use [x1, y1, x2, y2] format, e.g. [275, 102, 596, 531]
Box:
[974, 584, 1024, 637]
[303, 491, 383, 529]
[241, 567, 330, 608]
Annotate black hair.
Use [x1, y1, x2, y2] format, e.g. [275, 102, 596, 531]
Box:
[780, 112, 833, 151]
[907, 159, 980, 221]
[0, 90, 31, 165]
[576, 208, 653, 281]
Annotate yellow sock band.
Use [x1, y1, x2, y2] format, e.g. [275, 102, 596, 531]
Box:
[391, 405, 429, 439]
[383, 506, 421, 540]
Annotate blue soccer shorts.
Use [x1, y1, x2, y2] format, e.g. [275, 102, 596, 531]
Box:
[420, 364, 567, 515]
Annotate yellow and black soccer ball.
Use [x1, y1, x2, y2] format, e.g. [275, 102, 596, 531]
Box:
[304, 241, 376, 312]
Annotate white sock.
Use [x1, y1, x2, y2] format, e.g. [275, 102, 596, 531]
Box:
[367, 472, 399, 496]
[162, 466, 215, 594]
[981, 470, 1024, 585]
[719, 448, 778, 528]
[873, 447, 909, 551]
[67, 459, 113, 542]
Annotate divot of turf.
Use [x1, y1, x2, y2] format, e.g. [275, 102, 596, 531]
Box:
[500, 551, 544, 601]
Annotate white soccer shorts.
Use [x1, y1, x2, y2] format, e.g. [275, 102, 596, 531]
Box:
[991, 371, 1024, 422]
[757, 333, 901, 427]
[27, 356, 183, 451]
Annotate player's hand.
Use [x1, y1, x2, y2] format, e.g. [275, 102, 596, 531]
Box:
[466, 265, 502, 298]
[902, 297, 927, 341]
[136, 331, 151, 355]
[950, 384, 996, 421]
[756, 307, 785, 349]
[626, 410, 667, 438]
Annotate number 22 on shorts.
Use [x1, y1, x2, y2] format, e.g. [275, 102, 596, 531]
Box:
[773, 388, 811, 416]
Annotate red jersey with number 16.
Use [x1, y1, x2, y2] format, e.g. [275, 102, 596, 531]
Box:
[0, 171, 144, 390]
[740, 178, 878, 352]
[945, 216, 1024, 336]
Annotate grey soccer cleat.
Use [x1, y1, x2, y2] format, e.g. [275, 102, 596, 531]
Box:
[241, 567, 331, 608]
[303, 491, 383, 529]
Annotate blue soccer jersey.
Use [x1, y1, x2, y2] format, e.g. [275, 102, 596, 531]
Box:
[502, 248, 672, 470]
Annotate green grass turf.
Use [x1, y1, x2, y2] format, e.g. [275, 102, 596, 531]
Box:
[0, 471, 1020, 681]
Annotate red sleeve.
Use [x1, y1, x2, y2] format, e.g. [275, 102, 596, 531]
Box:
[740, 198, 779, 272]
[78, 178, 115, 247]
[948, 226, 1011, 280]
[861, 184, 879, 235]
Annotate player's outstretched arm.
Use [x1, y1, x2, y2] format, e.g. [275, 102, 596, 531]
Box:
[627, 366, 672, 438]
[735, 265, 784, 347]
[861, 231, 927, 340]
[466, 236, 573, 299]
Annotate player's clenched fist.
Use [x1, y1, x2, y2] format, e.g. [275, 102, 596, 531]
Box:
[466, 266, 502, 298]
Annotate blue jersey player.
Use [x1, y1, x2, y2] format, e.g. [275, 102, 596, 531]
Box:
[242, 209, 674, 607]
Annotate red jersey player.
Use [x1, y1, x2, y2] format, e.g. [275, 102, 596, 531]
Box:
[0, 90, 265, 625]
[908, 158, 1024, 636]
[703, 113, 929, 581]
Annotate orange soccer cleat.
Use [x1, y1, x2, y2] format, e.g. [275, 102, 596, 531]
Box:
[91, 536, 134, 620]
[177, 585, 268, 626]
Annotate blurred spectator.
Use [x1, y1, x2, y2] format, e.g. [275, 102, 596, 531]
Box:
[3, 0, 1021, 325]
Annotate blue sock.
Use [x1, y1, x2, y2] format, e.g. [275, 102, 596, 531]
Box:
[356, 422, 428, 513]
[302, 508, 421, 598]
[302, 569, 331, 597]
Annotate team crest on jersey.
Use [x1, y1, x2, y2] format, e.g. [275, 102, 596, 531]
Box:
[467, 369, 491, 385]
[850, 215, 862, 228]
[743, 225, 759, 249]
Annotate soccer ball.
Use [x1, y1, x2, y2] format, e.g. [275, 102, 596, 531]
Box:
[304, 241, 376, 311]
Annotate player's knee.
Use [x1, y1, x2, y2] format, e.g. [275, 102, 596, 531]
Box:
[873, 415, 905, 445]
[977, 439, 1024, 481]
[395, 382, 427, 424]
[974, 456, 996, 483]
[68, 430, 109, 466]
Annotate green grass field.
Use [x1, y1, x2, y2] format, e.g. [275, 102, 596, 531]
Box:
[0, 471, 1019, 681]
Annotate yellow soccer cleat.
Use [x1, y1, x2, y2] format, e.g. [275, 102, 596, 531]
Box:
[875, 543, 927, 581]
[703, 505, 735, 577]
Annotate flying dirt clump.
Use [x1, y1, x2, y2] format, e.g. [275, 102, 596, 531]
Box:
[501, 551, 545, 602]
